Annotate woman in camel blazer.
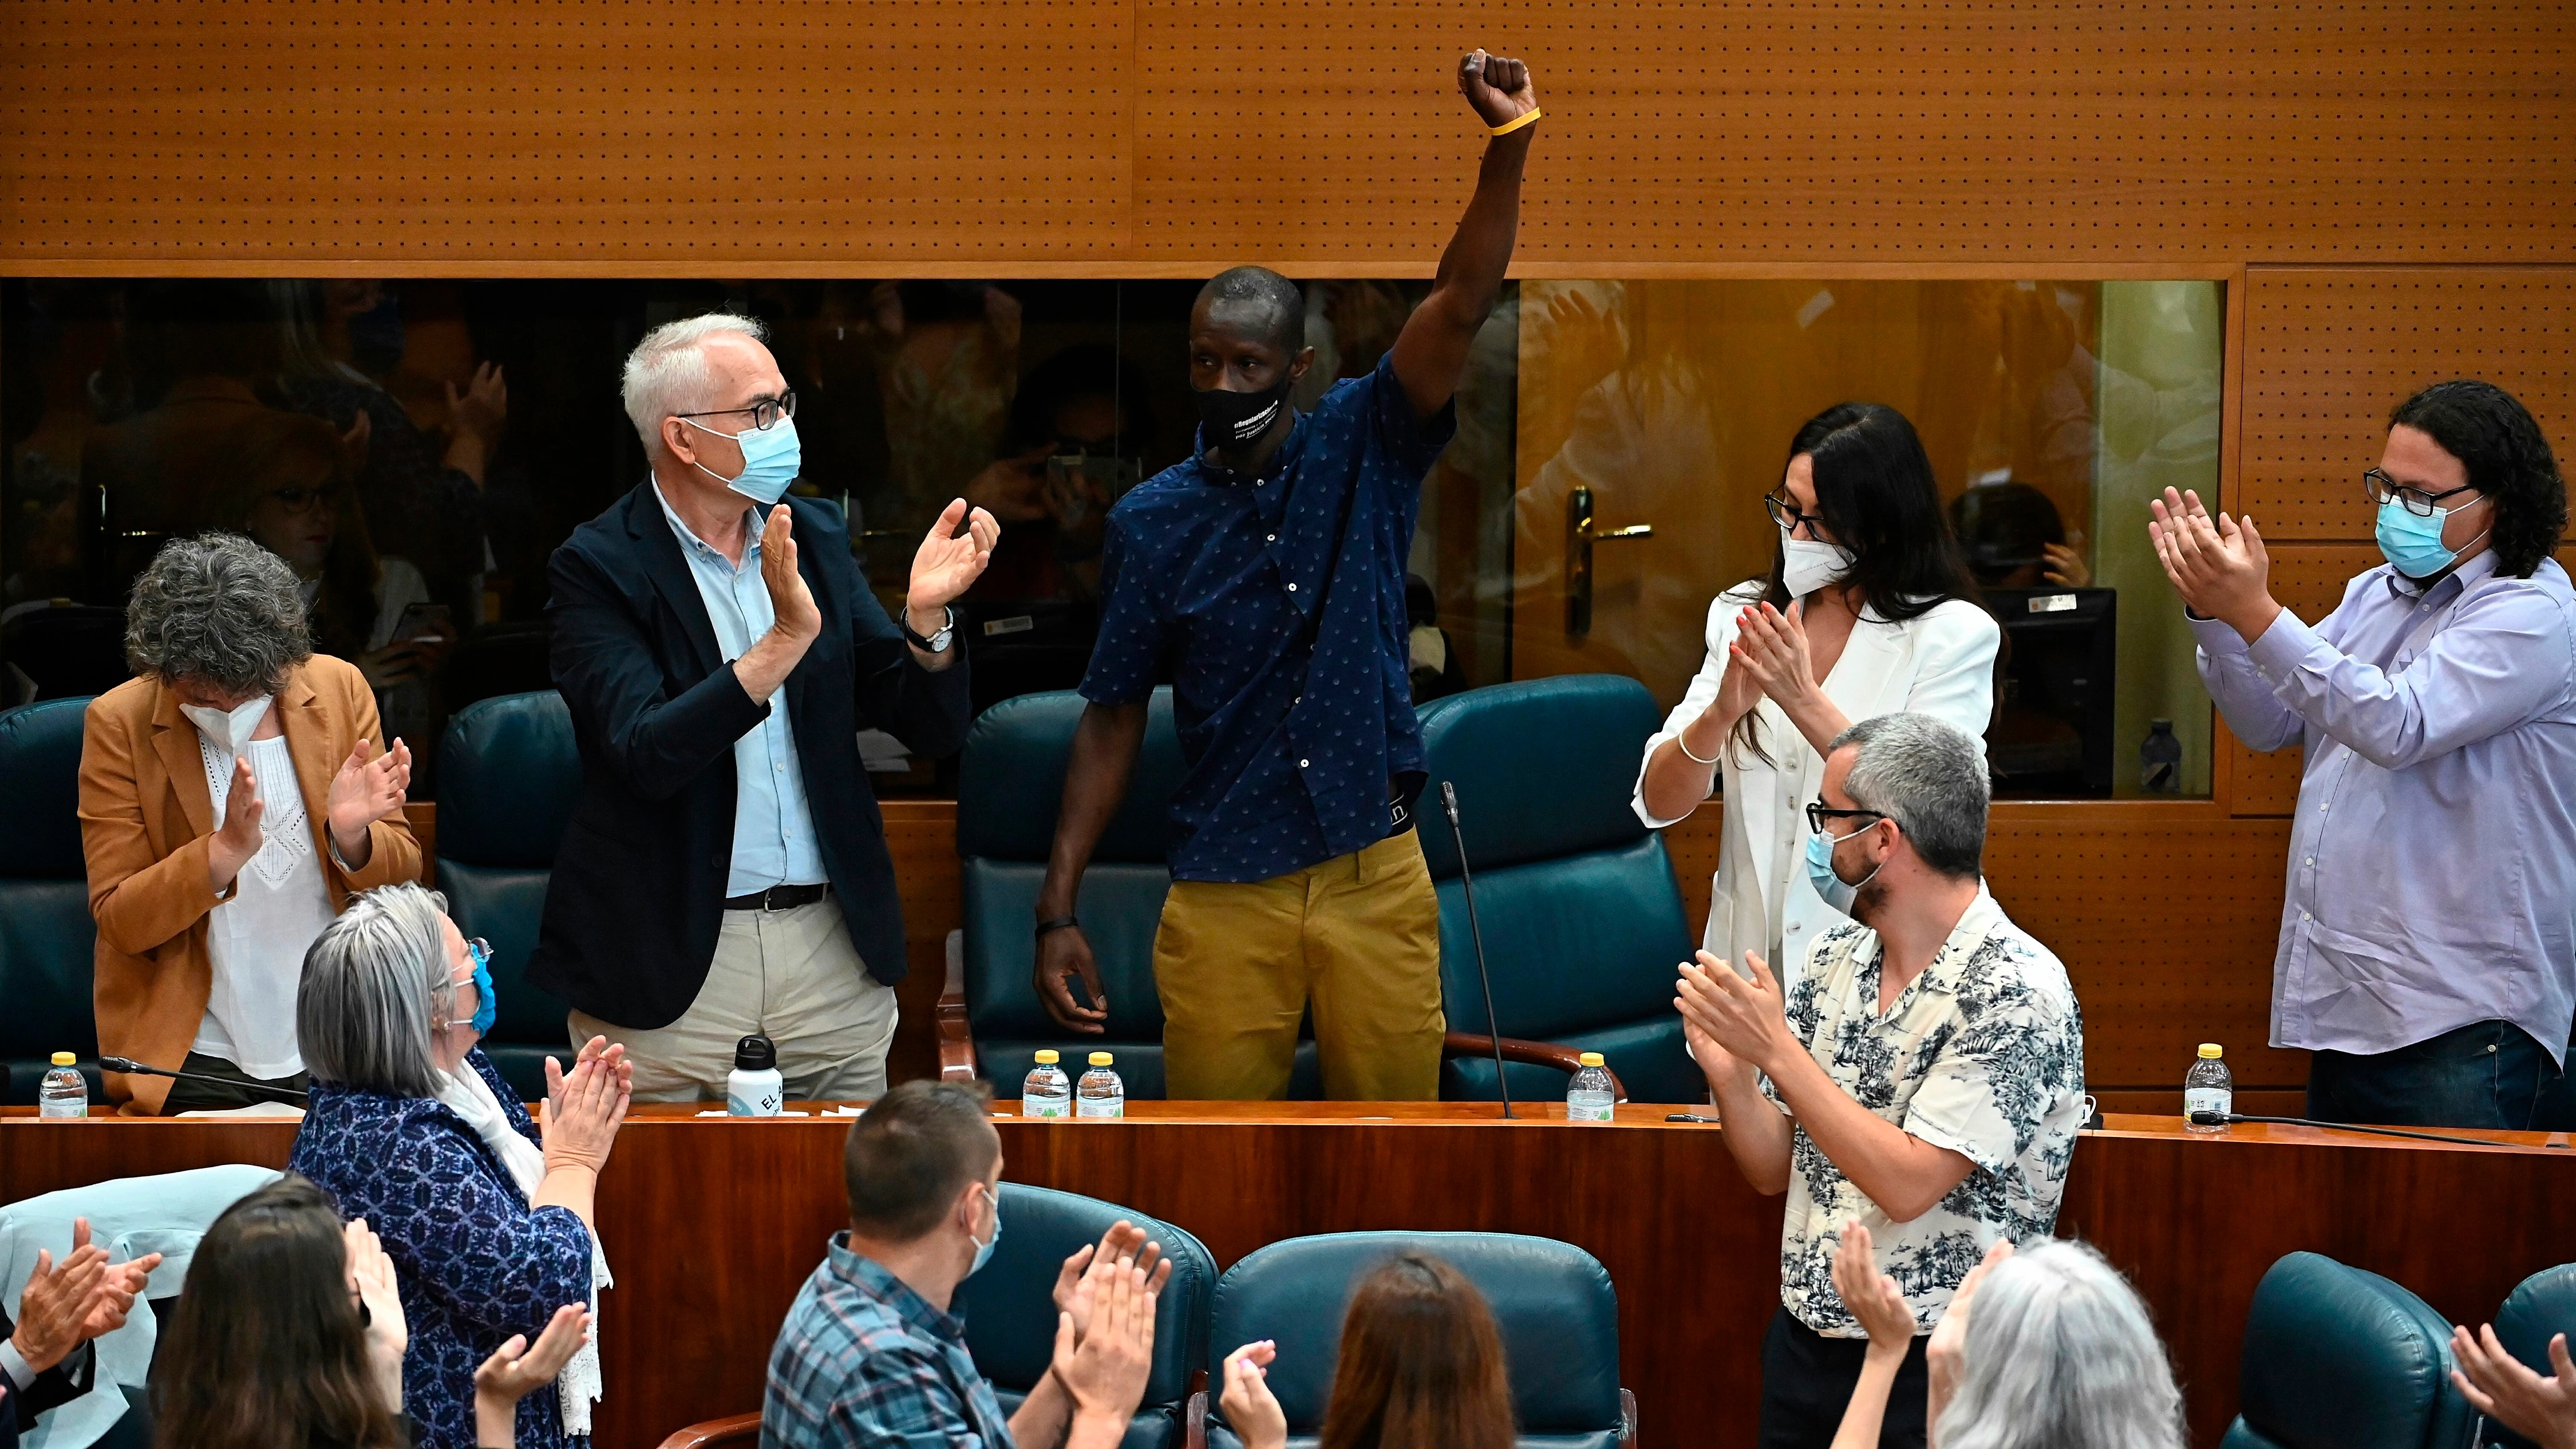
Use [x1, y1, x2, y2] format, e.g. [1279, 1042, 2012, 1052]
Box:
[80, 533, 420, 1114]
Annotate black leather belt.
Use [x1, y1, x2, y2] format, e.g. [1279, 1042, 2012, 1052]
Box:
[723, 883, 829, 912]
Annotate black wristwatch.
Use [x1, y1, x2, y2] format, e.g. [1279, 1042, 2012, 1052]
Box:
[901, 605, 957, 654]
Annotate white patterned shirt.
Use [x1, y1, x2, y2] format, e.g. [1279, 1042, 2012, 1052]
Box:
[1760, 888, 2086, 1336]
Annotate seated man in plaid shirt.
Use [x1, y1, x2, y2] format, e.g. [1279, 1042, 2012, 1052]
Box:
[762, 1081, 1165, 1449]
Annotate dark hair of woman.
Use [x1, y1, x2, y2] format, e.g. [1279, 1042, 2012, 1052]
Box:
[153, 1174, 406, 1449]
[200, 408, 383, 664]
[2388, 379, 2566, 579]
[1731, 401, 1984, 764]
[1316, 1253, 1516, 1449]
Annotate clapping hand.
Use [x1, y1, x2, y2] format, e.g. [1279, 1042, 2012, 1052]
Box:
[327, 737, 412, 864]
[540, 1056, 631, 1176]
[1219, 1340, 1289, 1449]
[1831, 1223, 1915, 1356]
[8, 1218, 159, 1374]
[2148, 487, 2279, 639]
[209, 753, 267, 888]
[2451, 1325, 2576, 1449]
[1730, 601, 1819, 712]
[1456, 49, 1538, 131]
[1676, 950, 1795, 1077]
[1053, 1221, 1172, 1340]
[1050, 1248, 1159, 1426]
[346, 1215, 409, 1407]
[908, 496, 1001, 629]
[760, 504, 824, 646]
[475, 1302, 591, 1437]
[548, 1037, 633, 1118]
[1927, 1238, 2013, 1418]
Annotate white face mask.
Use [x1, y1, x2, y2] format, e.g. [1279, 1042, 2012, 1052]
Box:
[180, 694, 273, 756]
[1780, 530, 1856, 599]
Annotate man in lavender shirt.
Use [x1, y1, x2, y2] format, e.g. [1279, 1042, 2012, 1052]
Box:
[2150, 379, 2574, 1131]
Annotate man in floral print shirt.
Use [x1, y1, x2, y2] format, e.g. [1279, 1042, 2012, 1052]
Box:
[1676, 712, 2086, 1449]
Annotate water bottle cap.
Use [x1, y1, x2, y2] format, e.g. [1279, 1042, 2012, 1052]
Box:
[2198, 1043, 2223, 1058]
[50, 1052, 75, 1067]
[1578, 1052, 1605, 1067]
[1034, 1049, 1060, 1064]
[734, 1034, 777, 1072]
[1088, 1051, 1115, 1067]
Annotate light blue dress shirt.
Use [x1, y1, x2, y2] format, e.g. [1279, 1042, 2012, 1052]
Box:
[654, 484, 828, 896]
[2192, 548, 2576, 1064]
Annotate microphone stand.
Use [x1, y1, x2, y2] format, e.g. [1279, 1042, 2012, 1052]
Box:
[100, 1055, 309, 1104]
[1440, 781, 1513, 1120]
[2187, 1110, 2527, 1148]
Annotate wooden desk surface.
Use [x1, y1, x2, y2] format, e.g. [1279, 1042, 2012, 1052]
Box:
[8, 1104, 2571, 1448]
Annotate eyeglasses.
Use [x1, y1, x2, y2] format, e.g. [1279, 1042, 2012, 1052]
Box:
[266, 483, 344, 514]
[1806, 803, 1886, 835]
[2363, 468, 2480, 518]
[1764, 491, 1828, 539]
[676, 390, 798, 433]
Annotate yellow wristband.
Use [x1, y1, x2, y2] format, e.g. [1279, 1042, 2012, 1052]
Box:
[1488, 108, 1542, 137]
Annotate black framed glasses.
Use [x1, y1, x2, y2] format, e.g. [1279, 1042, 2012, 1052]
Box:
[266, 483, 345, 514]
[1764, 491, 1828, 539]
[2363, 468, 2479, 518]
[1806, 803, 1886, 835]
[677, 389, 798, 433]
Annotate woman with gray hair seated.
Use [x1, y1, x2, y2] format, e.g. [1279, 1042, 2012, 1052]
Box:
[1828, 1226, 2184, 1449]
[80, 532, 421, 1114]
[286, 882, 631, 1449]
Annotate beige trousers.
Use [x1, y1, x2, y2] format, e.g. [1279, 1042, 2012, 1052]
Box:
[568, 894, 899, 1104]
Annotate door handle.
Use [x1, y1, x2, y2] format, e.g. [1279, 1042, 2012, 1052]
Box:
[1567, 485, 1654, 636]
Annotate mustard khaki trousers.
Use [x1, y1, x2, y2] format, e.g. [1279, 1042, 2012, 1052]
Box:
[1153, 830, 1447, 1101]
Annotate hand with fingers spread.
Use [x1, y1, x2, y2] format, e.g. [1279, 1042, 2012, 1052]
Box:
[1827, 1223, 1918, 1449]
[1927, 1238, 2014, 1427]
[74, 1220, 163, 1344]
[2147, 485, 2280, 641]
[1050, 1251, 1159, 1440]
[475, 1302, 592, 1445]
[1053, 1222, 1171, 1337]
[1219, 1340, 1288, 1449]
[9, 1219, 112, 1373]
[207, 751, 268, 892]
[1675, 949, 1798, 1077]
[2451, 1324, 2576, 1449]
[327, 736, 413, 867]
[909, 496, 1000, 635]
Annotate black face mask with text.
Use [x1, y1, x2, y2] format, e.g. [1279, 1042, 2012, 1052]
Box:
[1191, 373, 1293, 448]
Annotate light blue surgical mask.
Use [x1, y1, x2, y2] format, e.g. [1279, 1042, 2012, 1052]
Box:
[682, 413, 802, 507]
[2374, 497, 2488, 581]
[445, 938, 498, 1038]
[1804, 823, 1884, 917]
[968, 1184, 1002, 1276]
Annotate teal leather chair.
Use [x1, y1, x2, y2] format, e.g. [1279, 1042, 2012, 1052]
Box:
[2223, 1251, 2476, 1449]
[2487, 1264, 2576, 1449]
[0, 698, 102, 1104]
[947, 688, 1325, 1099]
[1417, 676, 1701, 1104]
[436, 690, 579, 1100]
[1199, 1231, 1631, 1449]
[953, 1183, 1216, 1449]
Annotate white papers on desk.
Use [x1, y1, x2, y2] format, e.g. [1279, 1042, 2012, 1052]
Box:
[693, 1110, 813, 1118]
[174, 1101, 306, 1119]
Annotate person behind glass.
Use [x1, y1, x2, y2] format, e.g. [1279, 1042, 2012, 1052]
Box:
[1, 1217, 159, 1442]
[1635, 403, 1998, 987]
[287, 883, 630, 1449]
[1675, 713, 2085, 1449]
[531, 314, 994, 1103]
[1214, 1252, 1515, 1449]
[1032, 51, 1542, 1101]
[961, 342, 1153, 605]
[763, 1080, 1164, 1449]
[152, 1174, 592, 1449]
[2149, 378, 2574, 1130]
[1827, 1229, 2182, 1449]
[78, 534, 420, 1114]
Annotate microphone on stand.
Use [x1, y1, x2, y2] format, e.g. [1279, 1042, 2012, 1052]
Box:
[1440, 781, 1514, 1121]
[2185, 1109, 2520, 1148]
[100, 1056, 309, 1104]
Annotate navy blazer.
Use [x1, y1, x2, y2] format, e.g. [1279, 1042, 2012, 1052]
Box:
[529, 483, 971, 1029]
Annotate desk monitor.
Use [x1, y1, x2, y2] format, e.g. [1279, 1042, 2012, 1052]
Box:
[1982, 586, 2117, 798]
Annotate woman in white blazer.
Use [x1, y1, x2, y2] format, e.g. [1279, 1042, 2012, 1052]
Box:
[1634, 402, 2000, 984]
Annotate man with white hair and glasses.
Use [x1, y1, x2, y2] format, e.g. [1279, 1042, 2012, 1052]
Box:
[1676, 711, 2087, 1449]
[529, 314, 998, 1103]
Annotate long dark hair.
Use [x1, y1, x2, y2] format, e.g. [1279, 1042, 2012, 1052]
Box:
[154, 1175, 406, 1449]
[1732, 401, 1982, 764]
[1317, 1254, 1516, 1449]
[2389, 380, 2565, 579]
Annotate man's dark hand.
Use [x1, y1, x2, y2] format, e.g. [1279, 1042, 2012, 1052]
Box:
[1036, 925, 1111, 1034]
[1456, 49, 1538, 129]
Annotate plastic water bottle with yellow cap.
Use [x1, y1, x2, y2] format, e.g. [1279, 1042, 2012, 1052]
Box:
[1022, 1050, 1072, 1118]
[1566, 1052, 1615, 1123]
[2184, 1043, 2231, 1133]
[1076, 1051, 1125, 1119]
[39, 1051, 87, 1118]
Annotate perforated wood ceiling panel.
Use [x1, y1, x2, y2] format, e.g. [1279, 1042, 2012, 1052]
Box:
[2241, 269, 2576, 535]
[5, 1, 2570, 267]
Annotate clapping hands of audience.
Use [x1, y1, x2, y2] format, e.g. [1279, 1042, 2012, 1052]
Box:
[346, 1218, 409, 1411]
[475, 1302, 593, 1448]
[1219, 1340, 1289, 1449]
[1827, 1223, 1918, 1449]
[325, 736, 413, 867]
[1676, 949, 1797, 1077]
[2452, 1324, 2576, 1449]
[1052, 1220, 1172, 1336]
[540, 1050, 633, 1177]
[1049, 1245, 1160, 1448]
[1927, 1238, 2013, 1427]
[8, 1217, 162, 1373]
[2148, 486, 2282, 642]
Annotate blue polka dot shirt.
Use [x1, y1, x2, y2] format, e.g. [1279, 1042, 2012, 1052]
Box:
[1081, 353, 1456, 884]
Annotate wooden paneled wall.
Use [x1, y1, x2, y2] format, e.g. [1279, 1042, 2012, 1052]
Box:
[2, 2, 2570, 271]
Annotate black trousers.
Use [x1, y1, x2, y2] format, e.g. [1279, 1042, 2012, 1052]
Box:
[159, 1051, 310, 1114]
[1757, 1306, 1930, 1449]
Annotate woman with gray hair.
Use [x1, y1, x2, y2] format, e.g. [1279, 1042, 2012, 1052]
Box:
[79, 532, 420, 1114]
[287, 882, 631, 1449]
[1829, 1226, 2184, 1449]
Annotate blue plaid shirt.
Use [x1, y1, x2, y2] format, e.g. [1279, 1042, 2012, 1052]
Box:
[1079, 353, 1456, 884]
[761, 1235, 1015, 1449]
